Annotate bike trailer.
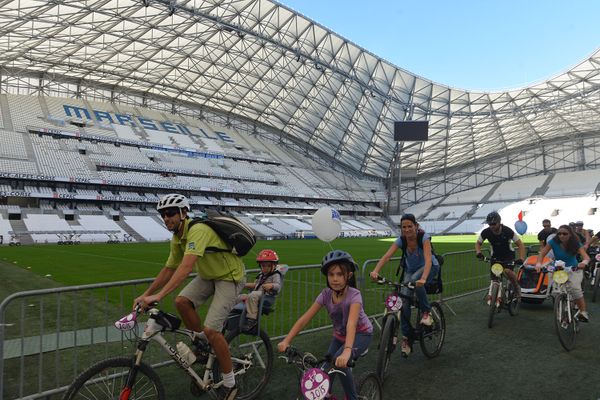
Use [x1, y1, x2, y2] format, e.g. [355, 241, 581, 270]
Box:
[518, 255, 553, 304]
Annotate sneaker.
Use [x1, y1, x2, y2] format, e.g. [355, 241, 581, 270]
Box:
[577, 311, 590, 323]
[420, 312, 433, 326]
[400, 336, 411, 357]
[220, 384, 238, 400]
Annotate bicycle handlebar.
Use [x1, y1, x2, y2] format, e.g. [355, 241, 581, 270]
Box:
[477, 256, 520, 267]
[282, 345, 355, 369]
[521, 264, 553, 272]
[376, 275, 415, 290]
[521, 263, 578, 272]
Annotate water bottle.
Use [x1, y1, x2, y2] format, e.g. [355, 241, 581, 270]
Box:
[176, 341, 197, 366]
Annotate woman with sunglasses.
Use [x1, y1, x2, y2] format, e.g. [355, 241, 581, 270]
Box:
[536, 225, 591, 322]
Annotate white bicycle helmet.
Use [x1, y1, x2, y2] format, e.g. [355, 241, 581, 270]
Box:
[156, 193, 190, 211]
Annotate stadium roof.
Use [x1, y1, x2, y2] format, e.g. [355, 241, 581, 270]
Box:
[1, 0, 600, 179]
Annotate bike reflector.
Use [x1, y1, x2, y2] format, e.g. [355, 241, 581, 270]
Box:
[385, 294, 403, 312]
[114, 312, 137, 331]
[300, 368, 331, 400]
[491, 263, 504, 277]
[553, 270, 569, 285]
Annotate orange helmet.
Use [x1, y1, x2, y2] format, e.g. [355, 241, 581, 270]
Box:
[256, 249, 279, 262]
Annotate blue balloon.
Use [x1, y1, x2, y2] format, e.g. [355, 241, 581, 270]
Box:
[514, 220, 528, 235]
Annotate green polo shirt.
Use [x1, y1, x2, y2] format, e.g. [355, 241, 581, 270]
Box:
[165, 218, 245, 281]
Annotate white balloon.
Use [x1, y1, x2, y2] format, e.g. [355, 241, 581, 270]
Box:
[312, 207, 341, 242]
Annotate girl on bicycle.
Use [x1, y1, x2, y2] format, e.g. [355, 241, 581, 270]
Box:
[536, 224, 591, 321]
[277, 250, 373, 400]
[369, 213, 439, 356]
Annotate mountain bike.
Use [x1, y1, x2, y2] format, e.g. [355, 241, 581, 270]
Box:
[280, 345, 383, 400]
[553, 264, 583, 351]
[62, 303, 273, 400]
[480, 257, 521, 328]
[374, 275, 446, 381]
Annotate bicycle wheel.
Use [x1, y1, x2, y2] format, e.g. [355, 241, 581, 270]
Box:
[554, 293, 576, 351]
[507, 282, 521, 316]
[487, 283, 499, 329]
[356, 371, 383, 400]
[63, 357, 165, 400]
[419, 302, 446, 358]
[213, 328, 273, 400]
[375, 316, 395, 381]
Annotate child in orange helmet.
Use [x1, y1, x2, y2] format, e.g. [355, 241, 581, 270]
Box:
[237, 249, 282, 331]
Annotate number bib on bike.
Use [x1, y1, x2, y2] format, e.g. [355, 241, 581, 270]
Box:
[300, 368, 331, 400]
[385, 294, 403, 312]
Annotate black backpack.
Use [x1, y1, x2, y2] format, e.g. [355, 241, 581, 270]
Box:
[396, 230, 444, 294]
[188, 210, 256, 257]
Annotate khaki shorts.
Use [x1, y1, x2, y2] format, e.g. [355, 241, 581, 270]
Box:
[179, 276, 246, 331]
[565, 269, 584, 300]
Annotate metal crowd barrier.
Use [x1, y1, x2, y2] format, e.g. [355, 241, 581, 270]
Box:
[1, 247, 538, 399]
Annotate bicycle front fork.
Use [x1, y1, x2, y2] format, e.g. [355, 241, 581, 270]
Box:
[487, 281, 502, 306]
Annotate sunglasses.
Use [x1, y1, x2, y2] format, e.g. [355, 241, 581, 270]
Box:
[488, 222, 498, 226]
[160, 209, 179, 218]
[557, 232, 569, 236]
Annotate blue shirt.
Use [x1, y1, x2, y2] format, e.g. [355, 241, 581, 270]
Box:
[548, 238, 581, 267]
[394, 232, 440, 274]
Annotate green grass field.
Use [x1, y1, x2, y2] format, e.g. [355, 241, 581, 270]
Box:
[0, 235, 539, 288]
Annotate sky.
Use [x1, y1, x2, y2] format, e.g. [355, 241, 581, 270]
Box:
[279, 0, 600, 91]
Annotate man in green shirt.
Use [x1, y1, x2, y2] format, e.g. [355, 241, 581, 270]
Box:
[135, 194, 245, 400]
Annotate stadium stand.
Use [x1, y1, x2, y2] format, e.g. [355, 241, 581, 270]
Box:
[424, 205, 473, 221]
[0, 214, 11, 240]
[544, 169, 600, 197]
[23, 214, 72, 243]
[123, 216, 171, 242]
[0, 130, 28, 159]
[5, 91, 598, 242]
[441, 185, 495, 205]
[486, 175, 548, 201]
[8, 94, 44, 133]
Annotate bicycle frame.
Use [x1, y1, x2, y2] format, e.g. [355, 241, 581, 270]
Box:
[553, 268, 579, 327]
[379, 278, 420, 334]
[126, 308, 252, 393]
[483, 258, 518, 306]
[487, 264, 508, 307]
[373, 275, 445, 380]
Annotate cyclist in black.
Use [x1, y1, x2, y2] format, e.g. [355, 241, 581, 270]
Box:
[475, 211, 526, 298]
[537, 219, 557, 247]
